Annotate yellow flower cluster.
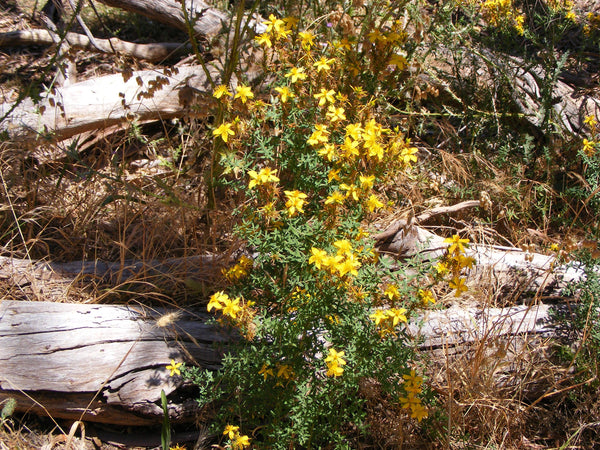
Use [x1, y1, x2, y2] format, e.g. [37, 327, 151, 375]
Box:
[437, 235, 475, 297]
[254, 14, 295, 47]
[325, 348, 347, 377]
[369, 307, 408, 336]
[467, 0, 527, 35]
[223, 255, 253, 282]
[309, 239, 362, 278]
[259, 363, 295, 385]
[585, 12, 600, 34]
[399, 370, 428, 422]
[582, 115, 598, 157]
[223, 425, 251, 449]
[248, 167, 280, 189]
[207, 291, 255, 338]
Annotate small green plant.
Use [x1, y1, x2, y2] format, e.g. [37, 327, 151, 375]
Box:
[160, 389, 171, 450]
[0, 397, 16, 430]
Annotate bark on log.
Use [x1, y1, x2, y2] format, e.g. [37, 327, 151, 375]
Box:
[0, 64, 220, 142]
[0, 30, 189, 62]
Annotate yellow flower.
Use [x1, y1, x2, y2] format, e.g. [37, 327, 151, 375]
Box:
[384, 284, 400, 300]
[313, 57, 335, 72]
[223, 425, 240, 440]
[254, 32, 272, 47]
[418, 289, 436, 305]
[285, 67, 307, 83]
[283, 16, 299, 29]
[399, 393, 420, 409]
[325, 348, 347, 377]
[276, 364, 294, 379]
[449, 276, 468, 297]
[234, 85, 254, 104]
[340, 183, 359, 201]
[366, 194, 384, 212]
[166, 359, 182, 377]
[314, 88, 336, 106]
[410, 403, 428, 422]
[259, 363, 274, 380]
[213, 84, 232, 99]
[328, 168, 341, 182]
[233, 434, 251, 449]
[222, 296, 242, 318]
[403, 369, 423, 386]
[274, 86, 294, 103]
[386, 308, 407, 326]
[169, 445, 186, 450]
[369, 309, 387, 326]
[340, 137, 360, 160]
[263, 14, 285, 33]
[584, 115, 597, 129]
[359, 174, 375, 190]
[284, 190, 308, 216]
[309, 247, 329, 269]
[298, 31, 315, 49]
[326, 105, 346, 123]
[333, 239, 353, 256]
[307, 124, 329, 146]
[366, 142, 385, 161]
[444, 234, 470, 254]
[583, 138, 596, 156]
[318, 143, 337, 161]
[345, 123, 363, 140]
[207, 291, 228, 311]
[400, 146, 418, 165]
[212, 122, 235, 143]
[325, 191, 345, 205]
[248, 167, 279, 189]
[335, 254, 361, 277]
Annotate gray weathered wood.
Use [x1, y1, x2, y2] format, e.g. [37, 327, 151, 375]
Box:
[0, 300, 233, 425]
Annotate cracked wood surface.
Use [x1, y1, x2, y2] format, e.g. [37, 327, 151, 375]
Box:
[0, 300, 232, 425]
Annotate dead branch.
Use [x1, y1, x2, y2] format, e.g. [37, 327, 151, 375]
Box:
[0, 29, 189, 62]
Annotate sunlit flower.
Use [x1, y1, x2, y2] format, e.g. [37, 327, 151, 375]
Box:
[212, 122, 235, 142]
[298, 31, 315, 49]
[166, 359, 182, 376]
[325, 191, 345, 205]
[254, 33, 272, 47]
[313, 57, 335, 72]
[314, 88, 336, 106]
[207, 291, 228, 311]
[274, 86, 294, 103]
[285, 67, 307, 83]
[366, 194, 384, 212]
[248, 167, 279, 189]
[223, 425, 240, 440]
[326, 105, 346, 122]
[259, 363, 274, 380]
[234, 85, 254, 103]
[213, 84, 232, 99]
[284, 190, 308, 216]
[444, 235, 470, 254]
[449, 276, 468, 296]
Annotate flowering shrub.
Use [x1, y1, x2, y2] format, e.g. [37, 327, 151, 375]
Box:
[182, 6, 479, 448]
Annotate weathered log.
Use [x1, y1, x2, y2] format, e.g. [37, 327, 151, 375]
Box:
[0, 254, 227, 302]
[0, 300, 233, 425]
[0, 298, 566, 425]
[0, 64, 220, 142]
[0, 29, 189, 62]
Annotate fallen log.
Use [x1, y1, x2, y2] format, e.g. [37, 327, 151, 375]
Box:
[0, 298, 568, 425]
[0, 300, 232, 425]
[0, 64, 220, 143]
